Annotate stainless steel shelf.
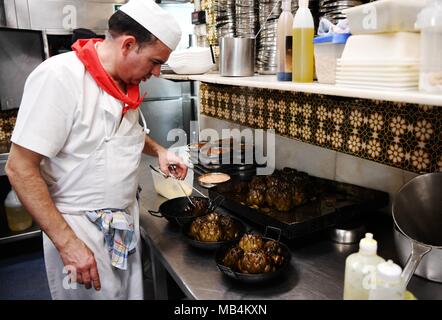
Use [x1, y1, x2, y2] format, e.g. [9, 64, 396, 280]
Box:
[0, 224, 41, 244]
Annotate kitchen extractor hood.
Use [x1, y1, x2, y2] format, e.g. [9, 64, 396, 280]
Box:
[4, 0, 127, 34]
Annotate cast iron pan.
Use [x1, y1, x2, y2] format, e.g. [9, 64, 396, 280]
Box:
[181, 214, 247, 250]
[148, 196, 210, 226]
[215, 227, 292, 283]
[148, 195, 225, 226]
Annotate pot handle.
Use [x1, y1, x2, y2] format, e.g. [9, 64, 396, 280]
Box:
[148, 210, 163, 218]
[264, 226, 282, 242]
[217, 264, 238, 279]
[401, 240, 432, 288]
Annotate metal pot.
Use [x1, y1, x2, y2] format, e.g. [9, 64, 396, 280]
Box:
[394, 227, 442, 283]
[219, 37, 255, 77]
[392, 172, 442, 285]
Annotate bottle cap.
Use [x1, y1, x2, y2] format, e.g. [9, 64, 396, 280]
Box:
[377, 260, 402, 282]
[415, 0, 442, 29]
[359, 233, 378, 254]
[4, 189, 23, 209]
[282, 0, 291, 11]
[299, 0, 309, 8]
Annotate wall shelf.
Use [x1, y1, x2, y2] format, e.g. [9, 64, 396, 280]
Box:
[162, 73, 442, 107]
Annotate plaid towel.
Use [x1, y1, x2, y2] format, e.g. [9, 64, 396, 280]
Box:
[85, 209, 137, 270]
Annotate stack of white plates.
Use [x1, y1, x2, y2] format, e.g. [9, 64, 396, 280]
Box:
[336, 33, 420, 91]
[167, 47, 215, 75]
[336, 59, 420, 91]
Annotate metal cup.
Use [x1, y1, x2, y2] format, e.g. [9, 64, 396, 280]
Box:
[219, 37, 256, 77]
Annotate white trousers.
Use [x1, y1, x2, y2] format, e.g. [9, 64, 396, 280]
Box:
[43, 213, 144, 300]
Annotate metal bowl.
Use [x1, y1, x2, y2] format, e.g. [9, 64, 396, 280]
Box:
[198, 172, 231, 188]
[329, 222, 366, 244]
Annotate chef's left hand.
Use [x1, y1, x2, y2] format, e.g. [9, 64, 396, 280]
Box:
[158, 149, 188, 180]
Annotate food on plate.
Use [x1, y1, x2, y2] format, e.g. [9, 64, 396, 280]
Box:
[222, 234, 285, 274]
[188, 213, 241, 242]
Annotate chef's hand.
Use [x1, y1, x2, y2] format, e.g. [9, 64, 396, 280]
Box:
[158, 148, 188, 180]
[59, 237, 101, 291]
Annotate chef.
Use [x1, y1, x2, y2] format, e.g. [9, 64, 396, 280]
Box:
[5, 0, 187, 299]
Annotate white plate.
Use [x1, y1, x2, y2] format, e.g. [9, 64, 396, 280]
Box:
[336, 75, 418, 83]
[336, 65, 419, 73]
[336, 81, 418, 90]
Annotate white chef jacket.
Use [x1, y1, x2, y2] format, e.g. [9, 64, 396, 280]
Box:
[11, 51, 145, 300]
[12, 51, 141, 186]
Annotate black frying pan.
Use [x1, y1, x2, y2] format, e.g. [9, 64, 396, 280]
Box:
[215, 227, 292, 284]
[148, 195, 224, 226]
[181, 214, 247, 250]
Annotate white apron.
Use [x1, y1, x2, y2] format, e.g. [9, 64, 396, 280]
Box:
[43, 105, 149, 300]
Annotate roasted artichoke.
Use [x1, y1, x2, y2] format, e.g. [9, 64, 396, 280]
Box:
[197, 220, 222, 242]
[223, 246, 244, 269]
[238, 234, 264, 252]
[223, 234, 285, 274]
[188, 213, 240, 242]
[184, 198, 210, 217]
[237, 249, 272, 274]
[264, 240, 284, 267]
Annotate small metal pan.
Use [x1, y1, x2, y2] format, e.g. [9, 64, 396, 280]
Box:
[148, 196, 210, 226]
[215, 227, 292, 283]
[198, 172, 231, 188]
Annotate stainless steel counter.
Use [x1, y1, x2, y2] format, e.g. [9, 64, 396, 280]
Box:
[138, 155, 442, 300]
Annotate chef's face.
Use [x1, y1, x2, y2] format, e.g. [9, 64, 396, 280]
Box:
[117, 37, 171, 85]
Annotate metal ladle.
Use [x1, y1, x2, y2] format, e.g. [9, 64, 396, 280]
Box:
[149, 164, 196, 207]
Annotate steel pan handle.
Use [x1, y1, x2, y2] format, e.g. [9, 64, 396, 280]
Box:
[401, 240, 432, 288]
[217, 264, 238, 279]
[264, 226, 282, 242]
[148, 210, 163, 218]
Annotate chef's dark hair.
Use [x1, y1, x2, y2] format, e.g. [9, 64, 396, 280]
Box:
[108, 10, 157, 48]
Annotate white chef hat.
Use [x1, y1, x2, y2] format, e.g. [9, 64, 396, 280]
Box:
[119, 0, 182, 50]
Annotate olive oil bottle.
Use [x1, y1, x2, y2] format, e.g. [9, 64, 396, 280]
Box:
[292, 0, 314, 83]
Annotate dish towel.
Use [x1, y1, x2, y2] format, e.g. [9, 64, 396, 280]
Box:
[85, 209, 137, 270]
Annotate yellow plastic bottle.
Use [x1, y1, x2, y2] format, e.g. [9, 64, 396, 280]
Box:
[292, 0, 314, 83]
[4, 189, 33, 232]
[343, 233, 385, 300]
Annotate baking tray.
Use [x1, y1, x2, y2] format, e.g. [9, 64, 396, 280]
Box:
[208, 174, 389, 240]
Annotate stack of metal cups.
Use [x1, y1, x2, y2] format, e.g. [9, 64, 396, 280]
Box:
[217, 0, 236, 38]
[235, 0, 258, 38]
[256, 0, 281, 74]
[318, 0, 365, 25]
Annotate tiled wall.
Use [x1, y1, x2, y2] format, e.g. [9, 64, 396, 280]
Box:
[199, 83, 442, 174]
[0, 110, 17, 154]
[199, 114, 418, 198]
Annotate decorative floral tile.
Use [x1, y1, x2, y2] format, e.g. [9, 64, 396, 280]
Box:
[0, 110, 18, 153]
[200, 83, 442, 174]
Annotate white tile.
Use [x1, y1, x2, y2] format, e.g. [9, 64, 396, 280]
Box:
[199, 115, 240, 134]
[336, 153, 405, 195]
[274, 135, 337, 180]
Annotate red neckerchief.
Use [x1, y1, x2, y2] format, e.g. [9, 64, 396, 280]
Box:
[72, 38, 145, 114]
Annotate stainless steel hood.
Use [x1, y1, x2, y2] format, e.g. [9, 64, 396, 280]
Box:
[4, 0, 127, 34]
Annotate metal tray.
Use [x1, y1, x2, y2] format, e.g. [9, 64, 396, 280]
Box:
[209, 174, 389, 240]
